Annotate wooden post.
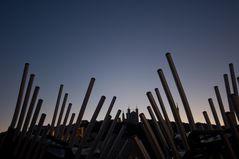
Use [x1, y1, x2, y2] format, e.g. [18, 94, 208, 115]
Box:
[231, 94, 239, 120]
[70, 78, 95, 146]
[229, 63, 238, 95]
[225, 112, 239, 144]
[105, 125, 127, 159]
[155, 88, 174, 136]
[158, 69, 190, 151]
[10, 63, 29, 128]
[208, 98, 221, 129]
[50, 84, 63, 135]
[55, 93, 68, 137]
[214, 86, 229, 127]
[101, 109, 121, 148]
[132, 136, 151, 159]
[202, 111, 213, 130]
[74, 96, 105, 159]
[85, 115, 112, 159]
[22, 86, 40, 135]
[146, 92, 180, 158]
[64, 113, 75, 141]
[166, 53, 196, 131]
[146, 92, 173, 137]
[140, 113, 166, 159]
[224, 74, 234, 112]
[27, 99, 43, 136]
[59, 103, 72, 139]
[15, 74, 35, 134]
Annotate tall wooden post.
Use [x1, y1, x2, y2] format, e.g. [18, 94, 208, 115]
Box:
[229, 63, 238, 95]
[202, 111, 213, 130]
[16, 74, 35, 134]
[166, 53, 196, 131]
[214, 86, 229, 127]
[70, 78, 95, 146]
[155, 88, 174, 136]
[158, 69, 190, 151]
[224, 74, 234, 112]
[208, 98, 221, 129]
[50, 84, 63, 135]
[10, 63, 29, 129]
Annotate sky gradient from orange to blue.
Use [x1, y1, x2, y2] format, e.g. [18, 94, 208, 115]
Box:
[0, 0, 239, 132]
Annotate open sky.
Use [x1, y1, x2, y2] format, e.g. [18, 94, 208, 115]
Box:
[0, 0, 239, 132]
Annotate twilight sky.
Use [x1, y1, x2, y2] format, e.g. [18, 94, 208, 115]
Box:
[0, 0, 239, 132]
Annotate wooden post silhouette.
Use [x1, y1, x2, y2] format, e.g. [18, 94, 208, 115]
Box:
[155, 88, 174, 136]
[158, 69, 190, 151]
[231, 94, 239, 120]
[203, 111, 213, 130]
[10, 63, 29, 129]
[224, 74, 234, 112]
[75, 96, 105, 159]
[55, 93, 68, 137]
[166, 53, 196, 131]
[15, 74, 35, 136]
[22, 86, 40, 135]
[208, 98, 221, 129]
[229, 63, 238, 95]
[140, 113, 166, 159]
[50, 84, 63, 135]
[132, 136, 151, 159]
[214, 86, 229, 127]
[59, 103, 72, 139]
[70, 78, 95, 146]
[64, 112, 75, 141]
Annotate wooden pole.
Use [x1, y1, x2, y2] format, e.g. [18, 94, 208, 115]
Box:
[22, 86, 40, 135]
[229, 63, 238, 95]
[10, 63, 29, 128]
[101, 109, 121, 148]
[132, 136, 151, 159]
[27, 99, 43, 136]
[166, 53, 196, 130]
[154, 88, 174, 136]
[208, 98, 221, 129]
[202, 111, 213, 130]
[105, 125, 127, 159]
[50, 84, 63, 135]
[15, 74, 35, 135]
[214, 86, 229, 127]
[231, 94, 239, 120]
[58, 103, 72, 139]
[70, 78, 95, 146]
[158, 69, 190, 151]
[140, 113, 166, 159]
[64, 113, 75, 141]
[75, 96, 105, 159]
[224, 74, 234, 112]
[55, 93, 68, 137]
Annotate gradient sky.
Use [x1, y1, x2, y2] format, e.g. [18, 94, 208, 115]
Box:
[0, 0, 239, 132]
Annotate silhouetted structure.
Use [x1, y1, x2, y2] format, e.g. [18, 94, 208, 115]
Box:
[0, 53, 239, 159]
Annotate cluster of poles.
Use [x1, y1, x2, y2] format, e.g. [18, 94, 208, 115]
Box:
[0, 53, 239, 159]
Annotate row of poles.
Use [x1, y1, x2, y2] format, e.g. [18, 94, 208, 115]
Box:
[0, 53, 239, 159]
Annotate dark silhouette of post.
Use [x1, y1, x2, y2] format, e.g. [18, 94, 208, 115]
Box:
[140, 113, 166, 159]
[229, 63, 238, 95]
[224, 74, 234, 112]
[75, 96, 105, 159]
[10, 63, 29, 129]
[158, 69, 190, 151]
[55, 93, 68, 137]
[15, 74, 35, 135]
[208, 98, 221, 129]
[166, 53, 196, 131]
[59, 103, 72, 138]
[22, 86, 40, 135]
[203, 111, 213, 130]
[214, 86, 229, 127]
[70, 78, 95, 146]
[132, 136, 151, 159]
[155, 88, 174, 136]
[50, 84, 63, 135]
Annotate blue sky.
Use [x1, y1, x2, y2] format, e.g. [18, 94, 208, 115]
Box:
[0, 0, 239, 132]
